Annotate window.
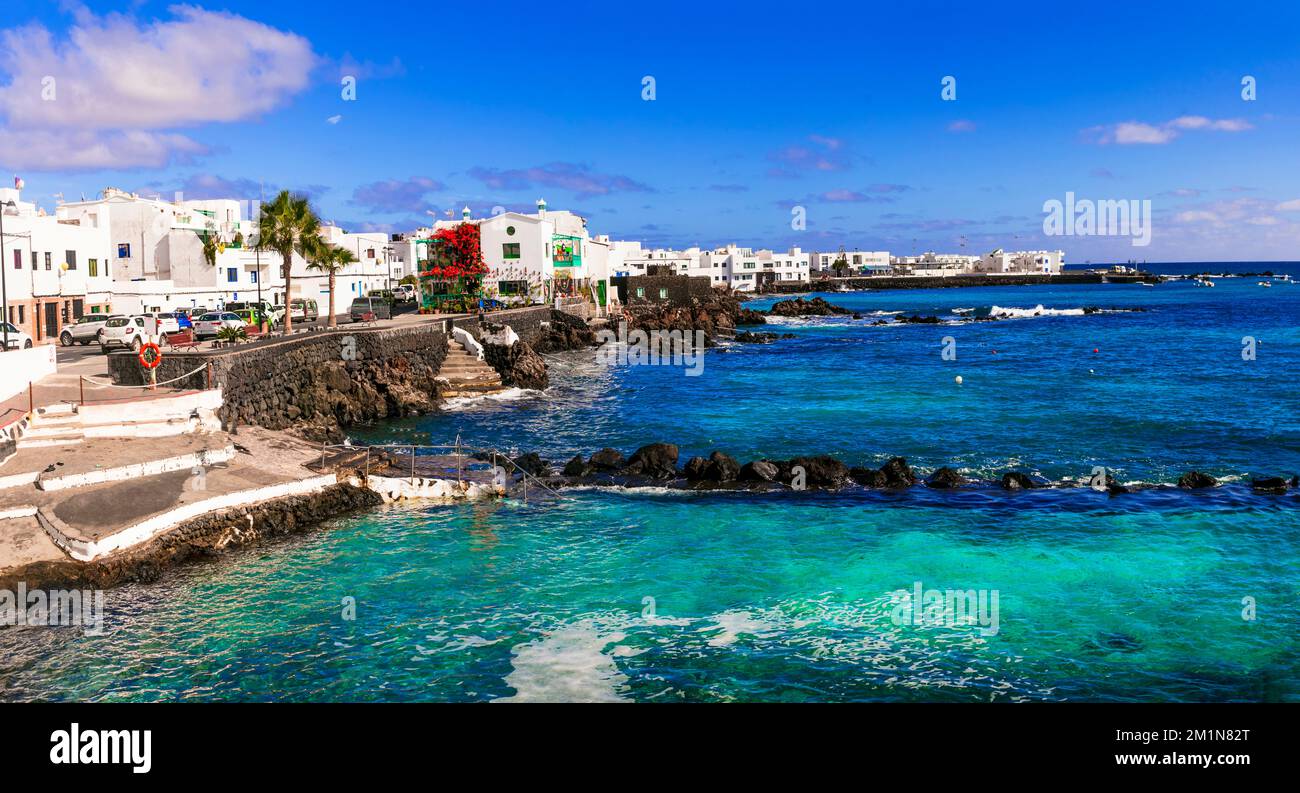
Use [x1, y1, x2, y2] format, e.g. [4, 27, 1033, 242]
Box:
[12, 250, 19, 269]
[503, 243, 521, 259]
[30, 252, 37, 269]
[659, 288, 668, 299]
[250, 270, 258, 283]
[44, 252, 51, 270]
[498, 280, 528, 296]
[635, 287, 645, 298]
[88, 259, 98, 277]
[118, 243, 131, 258]
[506, 226, 516, 236]
[66, 251, 77, 270]
[227, 267, 238, 283]
[17, 306, 23, 324]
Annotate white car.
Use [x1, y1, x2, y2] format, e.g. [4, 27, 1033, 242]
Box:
[1, 322, 33, 350]
[60, 314, 119, 346]
[98, 315, 153, 352]
[193, 312, 246, 338]
[152, 312, 182, 335]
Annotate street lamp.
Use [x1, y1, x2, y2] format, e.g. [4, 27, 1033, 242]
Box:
[0, 199, 16, 351]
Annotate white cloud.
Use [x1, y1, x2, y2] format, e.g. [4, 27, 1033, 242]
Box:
[1275, 199, 1300, 211]
[1086, 116, 1253, 145]
[0, 6, 317, 170]
[0, 127, 207, 170]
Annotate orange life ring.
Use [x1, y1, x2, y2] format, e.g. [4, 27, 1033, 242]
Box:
[138, 342, 163, 369]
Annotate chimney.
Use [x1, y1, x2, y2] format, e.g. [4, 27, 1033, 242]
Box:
[536, 197, 547, 217]
[462, 205, 471, 221]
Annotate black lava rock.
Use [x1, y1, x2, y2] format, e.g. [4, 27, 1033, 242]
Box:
[588, 448, 625, 471]
[850, 466, 887, 487]
[704, 451, 741, 482]
[879, 457, 917, 488]
[787, 455, 850, 488]
[683, 456, 709, 481]
[925, 467, 967, 488]
[1000, 472, 1038, 490]
[739, 460, 779, 482]
[562, 455, 591, 477]
[1177, 471, 1218, 489]
[621, 443, 680, 479]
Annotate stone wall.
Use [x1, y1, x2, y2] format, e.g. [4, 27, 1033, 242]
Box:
[610, 275, 713, 307]
[108, 306, 552, 440]
[765, 273, 1119, 293]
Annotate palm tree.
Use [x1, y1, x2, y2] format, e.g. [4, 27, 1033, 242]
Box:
[255, 190, 320, 334]
[307, 241, 358, 328]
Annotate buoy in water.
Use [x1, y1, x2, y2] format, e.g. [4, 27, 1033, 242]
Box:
[1093, 348, 1099, 353]
[955, 375, 964, 385]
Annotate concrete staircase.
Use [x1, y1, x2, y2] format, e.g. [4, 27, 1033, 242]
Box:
[437, 339, 507, 398]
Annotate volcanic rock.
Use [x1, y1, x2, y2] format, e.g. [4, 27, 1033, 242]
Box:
[704, 450, 741, 482]
[879, 457, 917, 488]
[1000, 472, 1039, 490]
[1177, 471, 1218, 489]
[766, 297, 852, 317]
[621, 443, 680, 479]
[683, 456, 709, 481]
[787, 455, 850, 488]
[588, 448, 625, 471]
[925, 467, 967, 488]
[739, 460, 779, 482]
[562, 455, 592, 477]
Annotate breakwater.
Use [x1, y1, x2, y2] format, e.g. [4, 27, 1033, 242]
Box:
[764, 272, 1156, 293]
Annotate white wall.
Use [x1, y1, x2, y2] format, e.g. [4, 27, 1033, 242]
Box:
[0, 344, 56, 403]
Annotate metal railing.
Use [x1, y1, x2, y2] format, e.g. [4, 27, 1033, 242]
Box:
[316, 435, 566, 502]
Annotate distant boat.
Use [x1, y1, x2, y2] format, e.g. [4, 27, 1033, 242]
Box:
[1258, 281, 1272, 287]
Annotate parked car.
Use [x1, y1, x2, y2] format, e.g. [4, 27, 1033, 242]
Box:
[394, 284, 417, 303]
[225, 301, 282, 325]
[60, 314, 118, 346]
[349, 296, 393, 322]
[193, 312, 247, 339]
[280, 298, 319, 323]
[98, 315, 152, 352]
[366, 289, 397, 307]
[153, 312, 182, 335]
[232, 308, 277, 331]
[1, 322, 33, 350]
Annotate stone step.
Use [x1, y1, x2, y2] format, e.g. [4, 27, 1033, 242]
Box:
[18, 435, 85, 449]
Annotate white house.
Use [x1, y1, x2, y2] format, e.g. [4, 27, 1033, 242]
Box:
[811, 250, 891, 273]
[0, 186, 114, 345]
[427, 200, 613, 311]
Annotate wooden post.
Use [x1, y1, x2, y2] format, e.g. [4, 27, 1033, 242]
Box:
[29, 382, 35, 415]
[78, 377, 83, 407]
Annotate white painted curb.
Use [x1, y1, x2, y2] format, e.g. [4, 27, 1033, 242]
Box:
[36, 445, 237, 492]
[38, 473, 338, 562]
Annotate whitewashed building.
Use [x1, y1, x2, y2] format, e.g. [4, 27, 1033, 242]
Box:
[0, 186, 114, 345]
[811, 250, 891, 273]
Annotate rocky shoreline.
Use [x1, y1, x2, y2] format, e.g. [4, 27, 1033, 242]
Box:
[488, 442, 1299, 497]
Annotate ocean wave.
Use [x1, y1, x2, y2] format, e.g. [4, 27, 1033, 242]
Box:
[442, 387, 542, 410]
[988, 304, 1086, 318]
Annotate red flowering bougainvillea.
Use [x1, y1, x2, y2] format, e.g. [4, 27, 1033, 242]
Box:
[422, 223, 489, 283]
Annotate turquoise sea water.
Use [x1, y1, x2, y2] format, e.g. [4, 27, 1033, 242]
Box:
[2, 270, 1298, 701]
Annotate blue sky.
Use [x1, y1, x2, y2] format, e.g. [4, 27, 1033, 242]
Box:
[2, 0, 1299, 261]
